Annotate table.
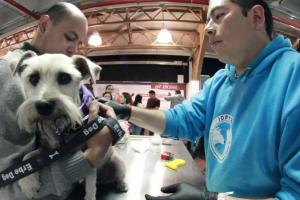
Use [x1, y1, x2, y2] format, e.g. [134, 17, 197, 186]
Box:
[97, 135, 205, 200]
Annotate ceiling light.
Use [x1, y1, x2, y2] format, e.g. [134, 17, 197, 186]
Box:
[88, 32, 102, 46]
[156, 28, 173, 44]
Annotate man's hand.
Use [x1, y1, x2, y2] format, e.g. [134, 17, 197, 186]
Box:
[84, 100, 116, 167]
[97, 97, 131, 120]
[145, 183, 218, 200]
[88, 100, 116, 120]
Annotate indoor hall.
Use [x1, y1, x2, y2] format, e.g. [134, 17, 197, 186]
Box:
[0, 0, 300, 200]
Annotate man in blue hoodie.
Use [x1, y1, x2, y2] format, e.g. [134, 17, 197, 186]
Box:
[102, 0, 300, 199]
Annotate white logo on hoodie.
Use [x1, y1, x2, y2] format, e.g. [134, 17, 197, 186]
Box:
[209, 114, 233, 162]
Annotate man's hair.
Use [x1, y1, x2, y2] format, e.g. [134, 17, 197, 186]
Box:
[102, 91, 113, 100]
[230, 0, 273, 39]
[122, 92, 133, 105]
[45, 3, 73, 25]
[175, 90, 181, 94]
[105, 84, 113, 90]
[149, 90, 155, 95]
[133, 94, 142, 106]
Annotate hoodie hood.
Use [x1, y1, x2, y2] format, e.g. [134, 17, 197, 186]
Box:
[226, 35, 294, 82]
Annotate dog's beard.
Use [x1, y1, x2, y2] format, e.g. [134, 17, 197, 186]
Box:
[17, 94, 82, 134]
[35, 117, 72, 148]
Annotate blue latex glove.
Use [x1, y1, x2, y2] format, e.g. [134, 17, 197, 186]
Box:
[79, 84, 95, 116]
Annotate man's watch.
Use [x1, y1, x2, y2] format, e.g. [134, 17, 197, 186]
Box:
[104, 117, 125, 145]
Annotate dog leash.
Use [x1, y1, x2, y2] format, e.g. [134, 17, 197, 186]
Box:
[0, 115, 124, 187]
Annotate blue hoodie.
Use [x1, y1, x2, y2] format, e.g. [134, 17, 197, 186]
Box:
[164, 35, 300, 199]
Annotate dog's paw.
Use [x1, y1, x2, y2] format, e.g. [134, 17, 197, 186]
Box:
[115, 181, 128, 193]
[18, 173, 41, 199]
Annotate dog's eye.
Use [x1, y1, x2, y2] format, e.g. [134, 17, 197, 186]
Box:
[57, 72, 72, 85]
[29, 73, 40, 86]
[17, 64, 28, 75]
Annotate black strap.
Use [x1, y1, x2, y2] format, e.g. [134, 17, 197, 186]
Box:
[0, 116, 105, 187]
[104, 117, 126, 145]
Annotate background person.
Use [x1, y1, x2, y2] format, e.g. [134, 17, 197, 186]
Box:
[131, 94, 144, 135]
[105, 84, 114, 93]
[102, 91, 113, 101]
[144, 90, 160, 135]
[164, 90, 185, 108]
[122, 92, 133, 105]
[146, 90, 160, 109]
[104, 84, 115, 100]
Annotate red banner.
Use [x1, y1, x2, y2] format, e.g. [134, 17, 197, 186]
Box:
[151, 83, 186, 91]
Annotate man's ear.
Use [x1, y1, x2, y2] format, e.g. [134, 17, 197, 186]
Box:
[72, 55, 101, 83]
[38, 15, 50, 33]
[249, 5, 265, 30]
[13, 50, 37, 76]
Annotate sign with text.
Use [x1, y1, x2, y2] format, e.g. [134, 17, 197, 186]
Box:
[151, 83, 186, 91]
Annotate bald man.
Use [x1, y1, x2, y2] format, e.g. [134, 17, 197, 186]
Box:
[0, 2, 115, 200]
[30, 2, 87, 56]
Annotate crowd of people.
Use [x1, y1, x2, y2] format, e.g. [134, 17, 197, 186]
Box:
[98, 86, 183, 136]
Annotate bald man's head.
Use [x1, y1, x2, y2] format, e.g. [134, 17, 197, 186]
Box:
[32, 2, 88, 56]
[45, 2, 86, 25]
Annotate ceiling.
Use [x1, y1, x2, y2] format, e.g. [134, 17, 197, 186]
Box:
[0, 0, 300, 58]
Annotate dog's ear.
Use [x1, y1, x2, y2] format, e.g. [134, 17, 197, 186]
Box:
[13, 51, 37, 76]
[72, 55, 102, 83]
[86, 59, 102, 83]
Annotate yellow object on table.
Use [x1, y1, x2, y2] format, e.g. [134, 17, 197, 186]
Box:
[165, 159, 186, 170]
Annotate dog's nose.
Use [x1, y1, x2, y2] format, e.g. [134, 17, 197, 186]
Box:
[35, 101, 55, 116]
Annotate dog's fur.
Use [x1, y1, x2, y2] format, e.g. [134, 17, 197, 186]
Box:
[13, 51, 127, 200]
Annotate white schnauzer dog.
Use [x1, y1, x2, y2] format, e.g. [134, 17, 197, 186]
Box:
[13, 51, 105, 200]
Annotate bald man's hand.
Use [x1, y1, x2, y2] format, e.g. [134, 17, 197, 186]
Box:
[84, 100, 116, 167]
[97, 97, 131, 120]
